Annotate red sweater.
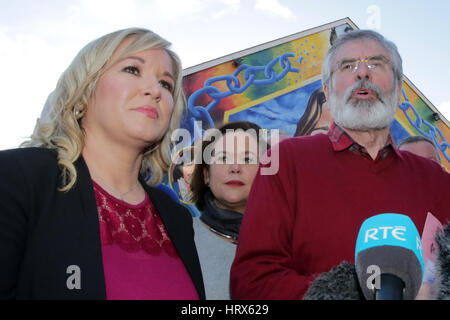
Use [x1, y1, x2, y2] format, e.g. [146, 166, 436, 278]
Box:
[230, 125, 450, 299]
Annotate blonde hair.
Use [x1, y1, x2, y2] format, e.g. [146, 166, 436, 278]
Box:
[22, 27, 185, 191]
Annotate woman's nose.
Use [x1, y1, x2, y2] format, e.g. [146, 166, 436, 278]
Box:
[229, 163, 241, 173]
[142, 77, 162, 102]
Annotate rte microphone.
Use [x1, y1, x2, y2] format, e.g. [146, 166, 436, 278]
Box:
[355, 213, 424, 300]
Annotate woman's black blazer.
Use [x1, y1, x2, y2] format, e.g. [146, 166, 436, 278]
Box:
[0, 147, 205, 299]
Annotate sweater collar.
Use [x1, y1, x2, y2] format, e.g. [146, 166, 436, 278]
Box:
[327, 122, 403, 159]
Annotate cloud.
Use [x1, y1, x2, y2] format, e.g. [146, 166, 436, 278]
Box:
[437, 101, 450, 122]
[79, 0, 138, 25]
[254, 0, 295, 19]
[154, 0, 240, 22]
[213, 0, 241, 18]
[220, 0, 241, 11]
[154, 0, 208, 21]
[0, 29, 64, 149]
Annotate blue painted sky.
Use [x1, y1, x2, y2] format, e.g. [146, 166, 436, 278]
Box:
[1, 0, 449, 149]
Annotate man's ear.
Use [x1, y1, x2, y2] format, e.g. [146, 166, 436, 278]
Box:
[323, 84, 330, 102]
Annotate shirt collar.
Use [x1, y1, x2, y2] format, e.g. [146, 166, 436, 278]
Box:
[327, 122, 403, 159]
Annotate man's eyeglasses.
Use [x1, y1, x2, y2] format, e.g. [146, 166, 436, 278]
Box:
[335, 56, 390, 73]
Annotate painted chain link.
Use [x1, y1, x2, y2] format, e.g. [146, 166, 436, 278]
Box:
[187, 53, 302, 133]
[399, 89, 449, 162]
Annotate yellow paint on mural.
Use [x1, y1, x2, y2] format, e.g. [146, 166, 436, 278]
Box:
[396, 81, 450, 170]
[283, 30, 330, 87]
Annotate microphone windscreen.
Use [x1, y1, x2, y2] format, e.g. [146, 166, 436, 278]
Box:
[303, 261, 364, 300]
[355, 214, 424, 300]
[435, 223, 450, 300]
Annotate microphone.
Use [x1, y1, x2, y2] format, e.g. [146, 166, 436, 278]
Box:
[355, 213, 424, 300]
[435, 223, 450, 300]
[303, 261, 364, 300]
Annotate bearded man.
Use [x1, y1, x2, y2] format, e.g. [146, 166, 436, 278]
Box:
[230, 30, 450, 300]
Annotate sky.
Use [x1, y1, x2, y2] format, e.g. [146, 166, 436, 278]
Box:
[1, 0, 450, 150]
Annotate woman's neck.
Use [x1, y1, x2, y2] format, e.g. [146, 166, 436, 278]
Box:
[213, 198, 245, 214]
[82, 134, 144, 201]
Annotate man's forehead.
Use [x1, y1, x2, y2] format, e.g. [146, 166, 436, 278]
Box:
[403, 140, 435, 152]
[334, 38, 389, 61]
[400, 141, 440, 162]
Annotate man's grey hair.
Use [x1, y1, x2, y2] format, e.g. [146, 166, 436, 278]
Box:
[322, 29, 403, 89]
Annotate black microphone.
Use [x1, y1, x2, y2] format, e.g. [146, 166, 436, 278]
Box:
[355, 214, 424, 300]
[435, 223, 450, 300]
[303, 261, 364, 300]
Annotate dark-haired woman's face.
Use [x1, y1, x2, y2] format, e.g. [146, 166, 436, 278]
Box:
[203, 131, 259, 214]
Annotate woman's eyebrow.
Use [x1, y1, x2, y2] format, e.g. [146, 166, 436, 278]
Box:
[162, 71, 175, 82]
[214, 150, 229, 156]
[123, 56, 175, 80]
[125, 56, 146, 64]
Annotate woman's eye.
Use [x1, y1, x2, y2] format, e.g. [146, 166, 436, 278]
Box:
[123, 66, 140, 75]
[159, 80, 173, 93]
[243, 156, 256, 164]
[214, 155, 227, 164]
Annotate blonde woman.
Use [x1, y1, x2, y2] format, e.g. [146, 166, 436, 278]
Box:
[0, 28, 205, 299]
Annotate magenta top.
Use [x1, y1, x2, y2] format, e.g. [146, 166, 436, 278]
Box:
[93, 180, 199, 300]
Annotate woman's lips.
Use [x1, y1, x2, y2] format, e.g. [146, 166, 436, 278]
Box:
[225, 180, 244, 187]
[135, 106, 158, 119]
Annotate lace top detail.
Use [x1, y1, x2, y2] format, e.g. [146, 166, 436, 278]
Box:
[93, 180, 178, 258]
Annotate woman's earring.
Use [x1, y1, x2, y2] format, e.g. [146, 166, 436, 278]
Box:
[74, 104, 85, 119]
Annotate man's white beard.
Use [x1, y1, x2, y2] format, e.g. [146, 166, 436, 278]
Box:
[328, 80, 398, 131]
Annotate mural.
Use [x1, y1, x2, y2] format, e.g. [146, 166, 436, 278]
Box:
[165, 18, 450, 211]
